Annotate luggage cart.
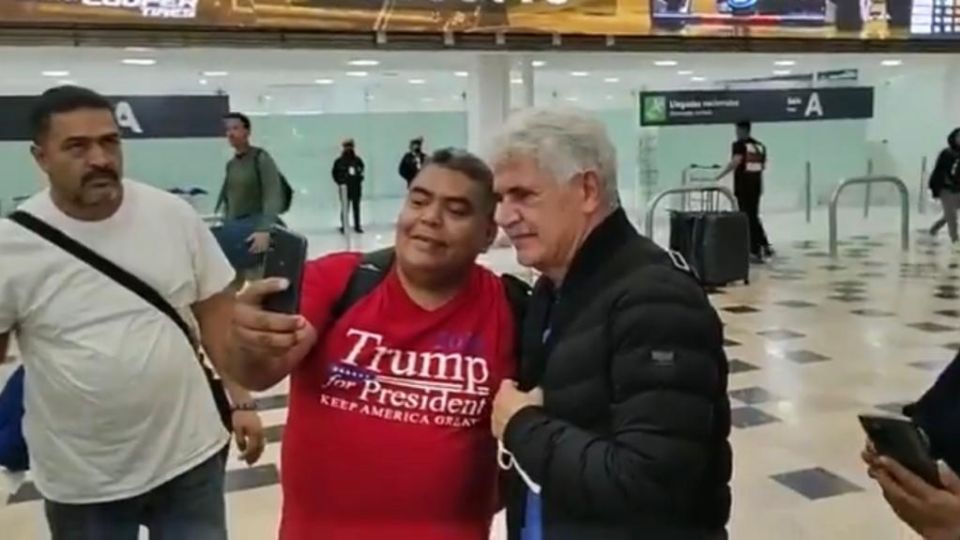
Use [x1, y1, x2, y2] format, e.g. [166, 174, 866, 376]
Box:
[167, 187, 209, 211]
[681, 164, 724, 211]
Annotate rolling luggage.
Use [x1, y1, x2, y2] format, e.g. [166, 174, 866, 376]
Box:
[670, 211, 750, 286]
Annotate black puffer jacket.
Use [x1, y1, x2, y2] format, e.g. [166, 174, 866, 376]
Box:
[503, 208, 732, 540]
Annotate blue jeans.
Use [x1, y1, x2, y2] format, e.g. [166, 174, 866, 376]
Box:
[44, 452, 227, 540]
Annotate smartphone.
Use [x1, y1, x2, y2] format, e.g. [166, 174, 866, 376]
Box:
[858, 414, 942, 488]
[261, 226, 308, 314]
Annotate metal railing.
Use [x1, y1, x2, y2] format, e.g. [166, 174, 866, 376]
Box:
[863, 159, 875, 218]
[918, 156, 929, 215]
[828, 175, 910, 257]
[804, 161, 812, 224]
[644, 185, 738, 238]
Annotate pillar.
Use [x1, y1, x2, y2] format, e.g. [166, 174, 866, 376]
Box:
[521, 56, 535, 108]
[467, 54, 510, 155]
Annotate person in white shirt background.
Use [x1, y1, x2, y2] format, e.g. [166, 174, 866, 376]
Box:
[0, 85, 265, 539]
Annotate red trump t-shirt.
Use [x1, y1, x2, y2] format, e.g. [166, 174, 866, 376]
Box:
[279, 252, 516, 540]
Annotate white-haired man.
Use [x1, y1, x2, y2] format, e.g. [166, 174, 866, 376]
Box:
[489, 108, 732, 540]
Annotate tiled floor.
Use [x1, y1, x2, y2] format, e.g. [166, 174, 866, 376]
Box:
[1, 206, 957, 539]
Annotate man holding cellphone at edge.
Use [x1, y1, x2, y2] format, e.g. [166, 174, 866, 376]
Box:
[0, 86, 264, 539]
[863, 443, 960, 538]
[862, 347, 960, 539]
[226, 148, 525, 540]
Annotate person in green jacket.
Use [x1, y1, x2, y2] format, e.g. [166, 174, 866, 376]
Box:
[218, 112, 285, 258]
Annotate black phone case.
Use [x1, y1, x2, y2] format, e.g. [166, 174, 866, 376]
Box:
[261, 226, 308, 314]
[859, 414, 942, 488]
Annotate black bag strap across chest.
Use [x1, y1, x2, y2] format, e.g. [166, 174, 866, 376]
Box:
[330, 247, 530, 343]
[8, 210, 194, 347]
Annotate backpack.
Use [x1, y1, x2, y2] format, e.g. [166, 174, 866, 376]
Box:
[253, 149, 294, 214]
[330, 248, 530, 351]
[0, 366, 27, 472]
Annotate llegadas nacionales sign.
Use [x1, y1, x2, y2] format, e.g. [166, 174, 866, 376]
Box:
[640, 87, 875, 127]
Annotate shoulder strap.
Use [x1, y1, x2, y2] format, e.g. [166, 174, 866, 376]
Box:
[7, 211, 195, 347]
[500, 273, 531, 329]
[253, 147, 264, 193]
[330, 248, 396, 320]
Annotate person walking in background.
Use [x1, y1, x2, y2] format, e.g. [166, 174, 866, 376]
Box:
[216, 112, 286, 278]
[0, 85, 263, 540]
[399, 137, 427, 187]
[332, 138, 365, 234]
[716, 120, 773, 263]
[928, 127, 960, 246]
[490, 108, 731, 540]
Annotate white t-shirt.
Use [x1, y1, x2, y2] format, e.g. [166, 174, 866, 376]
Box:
[0, 180, 235, 504]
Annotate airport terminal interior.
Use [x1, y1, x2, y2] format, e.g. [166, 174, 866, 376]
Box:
[2, 34, 960, 540]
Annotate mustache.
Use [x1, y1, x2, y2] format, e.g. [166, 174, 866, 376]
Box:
[81, 168, 120, 186]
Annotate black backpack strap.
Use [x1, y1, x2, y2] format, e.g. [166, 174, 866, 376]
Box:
[330, 248, 396, 320]
[500, 273, 531, 329]
[8, 211, 195, 347]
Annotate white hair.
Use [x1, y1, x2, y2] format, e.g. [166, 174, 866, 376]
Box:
[489, 107, 619, 209]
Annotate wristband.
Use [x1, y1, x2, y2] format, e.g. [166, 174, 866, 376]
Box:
[231, 402, 258, 412]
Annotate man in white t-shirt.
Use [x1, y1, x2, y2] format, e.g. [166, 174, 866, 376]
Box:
[0, 86, 264, 538]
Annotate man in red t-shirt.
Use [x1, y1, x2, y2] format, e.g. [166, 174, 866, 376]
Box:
[225, 148, 520, 540]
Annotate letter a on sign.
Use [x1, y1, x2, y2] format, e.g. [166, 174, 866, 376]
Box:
[115, 101, 144, 134]
[804, 92, 824, 118]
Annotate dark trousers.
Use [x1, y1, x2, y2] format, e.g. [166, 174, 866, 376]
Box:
[736, 186, 770, 255]
[339, 182, 362, 230]
[44, 452, 227, 540]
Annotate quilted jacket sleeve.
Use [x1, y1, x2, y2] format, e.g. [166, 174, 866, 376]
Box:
[502, 265, 729, 518]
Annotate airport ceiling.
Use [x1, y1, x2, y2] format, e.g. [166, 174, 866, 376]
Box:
[0, 47, 953, 102]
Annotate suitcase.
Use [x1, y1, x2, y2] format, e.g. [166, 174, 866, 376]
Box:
[670, 211, 750, 286]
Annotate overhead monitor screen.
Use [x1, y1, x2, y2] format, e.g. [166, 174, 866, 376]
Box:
[910, 0, 960, 35]
[0, 0, 954, 39]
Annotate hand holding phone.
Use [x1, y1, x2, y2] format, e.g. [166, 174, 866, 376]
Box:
[261, 226, 308, 314]
[859, 414, 942, 488]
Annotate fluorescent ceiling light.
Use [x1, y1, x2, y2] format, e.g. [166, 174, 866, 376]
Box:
[202, 70, 228, 77]
[570, 71, 589, 77]
[531, 60, 546, 67]
[881, 59, 903, 67]
[774, 60, 797, 66]
[349, 59, 380, 66]
[346, 71, 369, 77]
[677, 70, 694, 76]
[199, 78, 208, 85]
[408, 78, 426, 85]
[124, 46, 153, 52]
[42, 70, 70, 77]
[565, 96, 579, 102]
[604, 77, 620, 83]
[454, 71, 469, 77]
[773, 70, 792, 76]
[122, 58, 156, 66]
[314, 78, 334, 85]
[511, 78, 523, 84]
[654, 60, 679, 67]
[691, 76, 707, 82]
